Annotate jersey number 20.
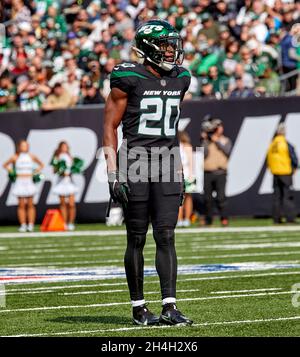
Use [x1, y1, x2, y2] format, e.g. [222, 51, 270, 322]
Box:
[138, 97, 180, 137]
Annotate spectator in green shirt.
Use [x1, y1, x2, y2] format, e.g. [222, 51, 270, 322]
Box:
[43, 6, 68, 35]
[208, 66, 227, 95]
[0, 90, 17, 112]
[19, 83, 45, 111]
[256, 67, 281, 96]
[190, 42, 219, 76]
[217, 39, 240, 77]
[34, 0, 59, 17]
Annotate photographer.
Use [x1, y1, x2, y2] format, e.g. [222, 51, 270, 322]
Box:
[201, 118, 232, 226]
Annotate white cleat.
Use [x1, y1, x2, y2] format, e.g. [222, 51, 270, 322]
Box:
[27, 224, 34, 232]
[177, 220, 184, 227]
[182, 219, 191, 227]
[18, 224, 27, 233]
[67, 223, 75, 231]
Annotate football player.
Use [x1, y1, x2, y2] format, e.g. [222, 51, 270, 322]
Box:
[103, 19, 193, 326]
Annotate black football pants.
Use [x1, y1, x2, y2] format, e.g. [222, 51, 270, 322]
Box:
[272, 175, 296, 223]
[123, 181, 181, 301]
[204, 171, 227, 225]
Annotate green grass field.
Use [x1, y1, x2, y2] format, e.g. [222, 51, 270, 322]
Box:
[0, 220, 300, 337]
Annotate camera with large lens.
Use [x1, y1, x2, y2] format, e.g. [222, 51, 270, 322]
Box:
[201, 116, 222, 141]
[206, 125, 217, 140]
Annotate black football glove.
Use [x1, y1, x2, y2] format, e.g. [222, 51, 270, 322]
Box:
[180, 170, 185, 206]
[108, 171, 130, 208]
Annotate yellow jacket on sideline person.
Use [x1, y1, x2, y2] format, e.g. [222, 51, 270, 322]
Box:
[267, 134, 292, 175]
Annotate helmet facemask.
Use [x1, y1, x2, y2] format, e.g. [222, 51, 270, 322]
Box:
[134, 35, 185, 71]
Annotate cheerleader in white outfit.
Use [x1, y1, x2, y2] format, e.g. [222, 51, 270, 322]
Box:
[52, 141, 78, 231]
[3, 140, 44, 232]
[178, 131, 196, 227]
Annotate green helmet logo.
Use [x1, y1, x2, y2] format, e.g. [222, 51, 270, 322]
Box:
[133, 19, 184, 71]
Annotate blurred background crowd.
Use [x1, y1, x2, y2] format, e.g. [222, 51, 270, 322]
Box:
[1, 0, 300, 112]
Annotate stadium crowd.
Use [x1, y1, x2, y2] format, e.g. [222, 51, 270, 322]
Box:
[1, 0, 300, 112]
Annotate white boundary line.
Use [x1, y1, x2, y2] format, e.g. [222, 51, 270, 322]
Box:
[1, 225, 300, 239]
[4, 315, 300, 337]
[0, 291, 295, 314]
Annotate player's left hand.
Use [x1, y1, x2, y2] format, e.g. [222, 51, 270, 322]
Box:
[108, 171, 130, 208]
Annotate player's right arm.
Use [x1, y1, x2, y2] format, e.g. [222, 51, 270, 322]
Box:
[103, 87, 130, 206]
[103, 87, 128, 173]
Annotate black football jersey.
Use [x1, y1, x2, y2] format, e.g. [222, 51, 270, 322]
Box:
[110, 62, 191, 150]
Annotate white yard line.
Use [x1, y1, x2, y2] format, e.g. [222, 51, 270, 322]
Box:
[4, 315, 300, 337]
[0, 291, 295, 314]
[5, 270, 300, 293]
[1, 225, 300, 239]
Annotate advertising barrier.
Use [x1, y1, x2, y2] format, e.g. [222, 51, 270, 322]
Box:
[0, 96, 300, 223]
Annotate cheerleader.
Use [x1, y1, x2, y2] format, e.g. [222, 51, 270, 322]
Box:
[178, 131, 196, 227]
[3, 140, 44, 232]
[51, 141, 79, 231]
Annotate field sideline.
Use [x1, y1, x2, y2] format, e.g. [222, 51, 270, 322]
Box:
[0, 220, 300, 337]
